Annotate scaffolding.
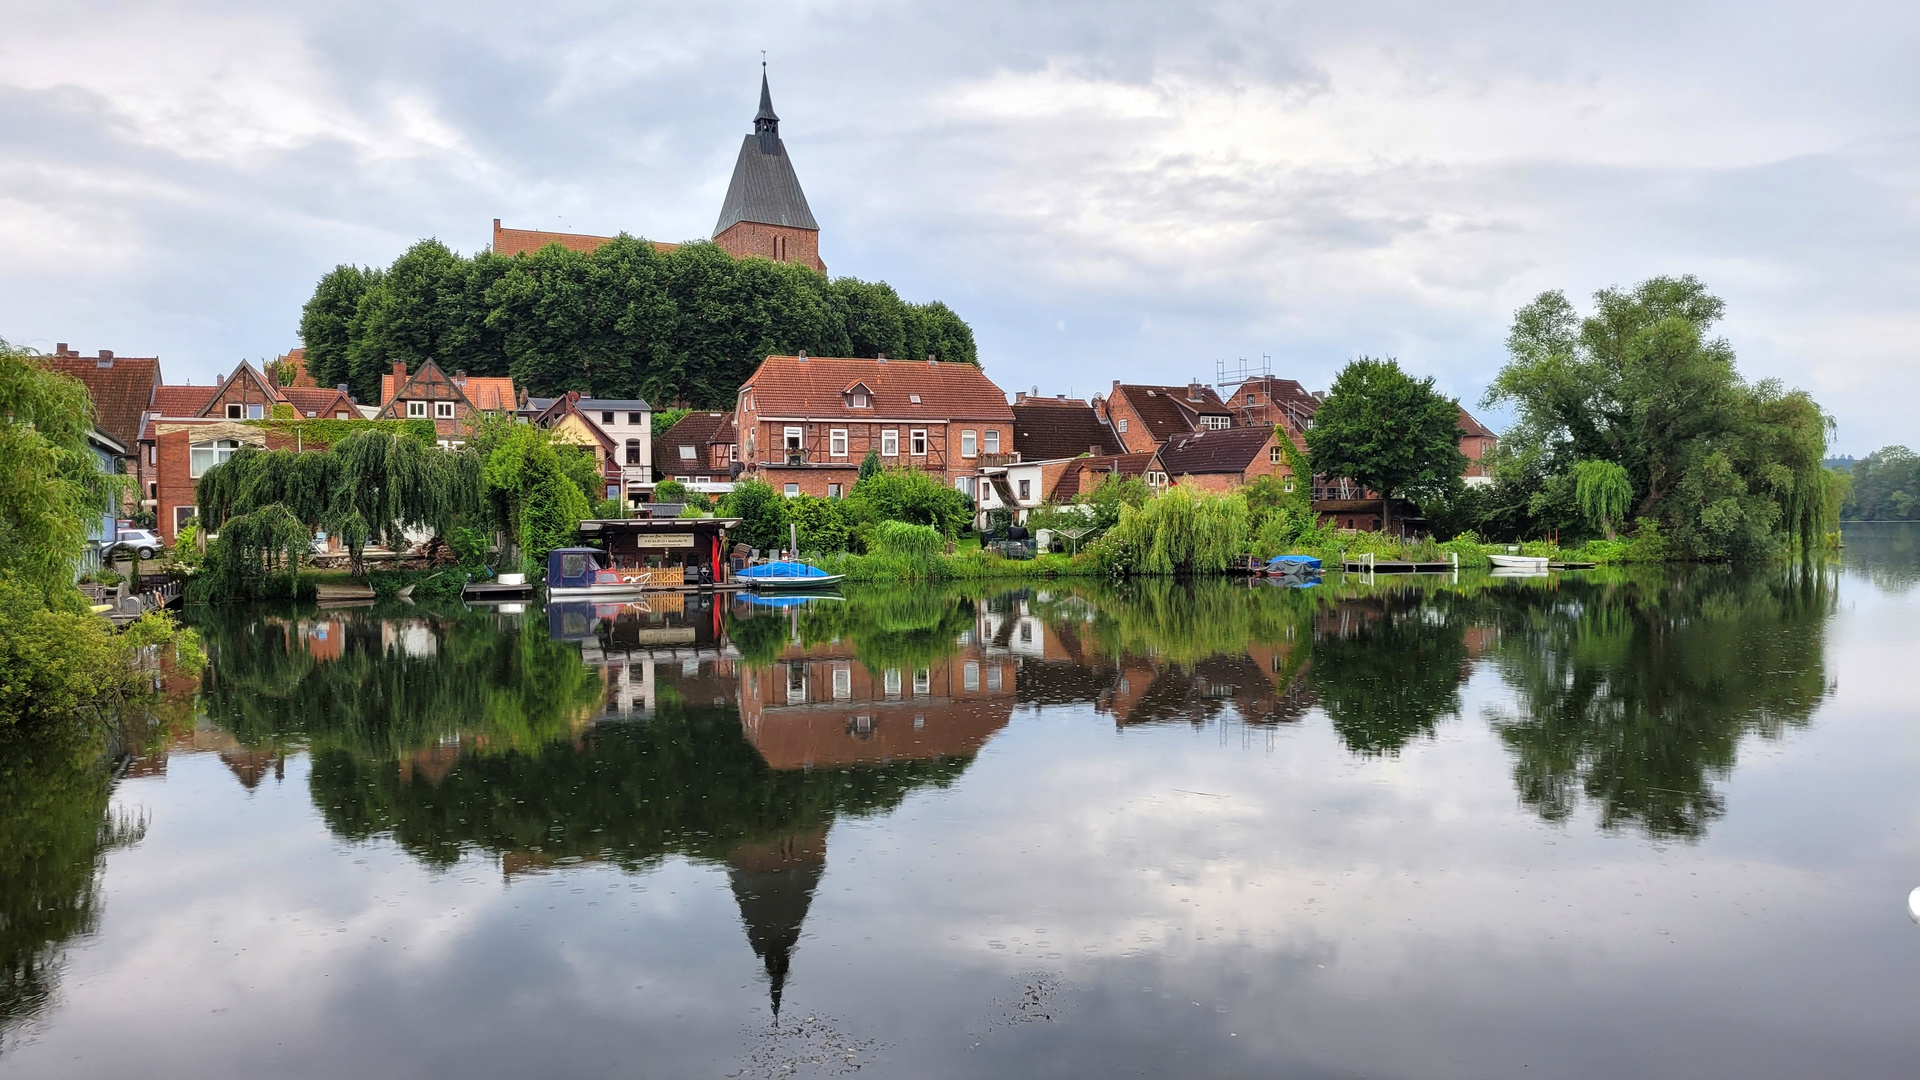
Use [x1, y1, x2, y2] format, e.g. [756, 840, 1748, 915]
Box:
[1216, 356, 1271, 427]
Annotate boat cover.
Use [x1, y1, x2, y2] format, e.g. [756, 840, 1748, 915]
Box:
[736, 561, 832, 581]
[547, 547, 606, 588]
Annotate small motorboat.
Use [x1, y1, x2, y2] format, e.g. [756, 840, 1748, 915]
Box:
[735, 561, 846, 590]
[1487, 553, 1550, 571]
[1264, 555, 1324, 579]
[546, 547, 658, 597]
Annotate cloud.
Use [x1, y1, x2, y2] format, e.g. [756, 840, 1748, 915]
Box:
[0, 0, 1914, 449]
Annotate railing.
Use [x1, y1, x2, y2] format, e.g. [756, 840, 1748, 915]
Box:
[978, 452, 1020, 466]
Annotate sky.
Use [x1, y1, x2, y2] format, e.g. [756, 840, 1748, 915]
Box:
[1, 0, 1915, 453]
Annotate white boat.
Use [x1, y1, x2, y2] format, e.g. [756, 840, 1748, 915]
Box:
[1487, 554, 1550, 570]
[545, 547, 664, 597]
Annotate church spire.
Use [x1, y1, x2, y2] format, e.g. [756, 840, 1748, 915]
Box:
[754, 63, 779, 140]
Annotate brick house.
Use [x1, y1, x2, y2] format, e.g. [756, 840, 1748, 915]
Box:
[1155, 425, 1302, 493]
[657, 411, 739, 486]
[1050, 451, 1158, 501]
[1458, 405, 1498, 487]
[735, 355, 1014, 499]
[41, 345, 162, 454]
[375, 359, 517, 442]
[1094, 381, 1236, 454]
[997, 393, 1129, 512]
[1221, 375, 1322, 437]
[493, 71, 824, 274]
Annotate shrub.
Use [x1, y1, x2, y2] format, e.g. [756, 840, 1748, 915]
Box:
[653, 480, 689, 503]
[720, 478, 788, 552]
[790, 494, 857, 554]
[848, 468, 971, 538]
[1098, 487, 1249, 575]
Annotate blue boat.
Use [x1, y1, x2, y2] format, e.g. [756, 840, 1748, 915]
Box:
[1264, 554, 1323, 579]
[734, 560, 845, 591]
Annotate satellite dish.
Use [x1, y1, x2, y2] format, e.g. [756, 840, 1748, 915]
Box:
[1910, 888, 1920, 926]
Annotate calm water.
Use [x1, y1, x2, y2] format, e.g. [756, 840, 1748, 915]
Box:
[4, 525, 1920, 1078]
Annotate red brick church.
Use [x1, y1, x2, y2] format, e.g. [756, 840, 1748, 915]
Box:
[492, 68, 825, 273]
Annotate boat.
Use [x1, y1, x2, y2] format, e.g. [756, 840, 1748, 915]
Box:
[1487, 554, 1550, 571]
[1488, 564, 1550, 578]
[545, 547, 658, 597]
[1263, 554, 1323, 579]
[734, 560, 845, 590]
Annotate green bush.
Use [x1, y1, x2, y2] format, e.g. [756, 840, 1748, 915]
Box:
[720, 478, 788, 552]
[848, 468, 971, 538]
[790, 494, 857, 554]
[652, 480, 689, 503]
[1097, 487, 1249, 576]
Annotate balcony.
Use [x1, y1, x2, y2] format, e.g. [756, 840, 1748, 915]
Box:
[978, 452, 1020, 467]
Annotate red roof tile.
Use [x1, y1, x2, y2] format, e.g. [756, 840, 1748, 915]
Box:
[1010, 397, 1125, 461]
[279, 387, 357, 417]
[1111, 383, 1232, 442]
[1052, 451, 1155, 500]
[742, 356, 1012, 420]
[492, 221, 679, 259]
[150, 385, 219, 418]
[1457, 405, 1497, 439]
[40, 354, 160, 449]
[660, 412, 732, 459]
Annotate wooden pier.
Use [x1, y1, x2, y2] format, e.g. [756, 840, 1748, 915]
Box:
[1341, 553, 1460, 574]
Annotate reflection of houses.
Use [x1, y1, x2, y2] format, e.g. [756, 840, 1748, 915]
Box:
[737, 640, 1016, 769]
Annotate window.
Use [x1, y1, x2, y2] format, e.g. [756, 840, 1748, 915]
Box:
[1270, 446, 1283, 464]
[964, 661, 980, 691]
[407, 401, 427, 418]
[248, 404, 264, 419]
[909, 394, 921, 405]
[147, 444, 156, 466]
[961, 430, 977, 457]
[601, 411, 615, 424]
[678, 445, 695, 460]
[1117, 418, 1128, 433]
[189, 439, 241, 478]
[1283, 479, 1295, 493]
[784, 427, 803, 451]
[629, 412, 643, 425]
[913, 668, 931, 695]
[881, 430, 899, 456]
[226, 403, 243, 419]
[955, 476, 974, 497]
[884, 669, 902, 696]
[626, 440, 642, 465]
[1202, 415, 1231, 430]
[851, 390, 868, 408]
[830, 429, 848, 457]
[832, 665, 851, 699]
[1018, 479, 1031, 502]
[910, 429, 927, 455]
[696, 476, 710, 484]
[827, 483, 842, 499]
[674, 475, 690, 483]
[305, 411, 317, 418]
[1246, 392, 1258, 404]
[986, 665, 1002, 691]
[786, 664, 807, 704]
[335, 411, 350, 420]
[983, 430, 1000, 454]
[784, 483, 799, 497]
[174, 506, 198, 534]
[147, 481, 157, 499]
[435, 401, 455, 419]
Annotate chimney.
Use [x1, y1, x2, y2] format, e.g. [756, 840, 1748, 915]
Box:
[392, 361, 406, 378]
[56, 342, 69, 355]
[1188, 380, 1202, 401]
[337, 383, 350, 396]
[1057, 393, 1067, 400]
[796, 349, 807, 360]
[1014, 391, 1026, 403]
[454, 370, 467, 386]
[876, 353, 887, 362]
[1090, 444, 1101, 456]
[98, 349, 113, 360]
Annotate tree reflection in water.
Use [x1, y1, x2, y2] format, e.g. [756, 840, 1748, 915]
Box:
[1481, 565, 1836, 839]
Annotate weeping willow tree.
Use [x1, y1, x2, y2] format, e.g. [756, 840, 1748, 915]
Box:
[332, 430, 479, 574]
[194, 503, 311, 601]
[478, 423, 591, 576]
[1098, 487, 1250, 576]
[1572, 460, 1632, 541]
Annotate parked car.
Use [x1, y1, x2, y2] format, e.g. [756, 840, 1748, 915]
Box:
[114, 528, 163, 560]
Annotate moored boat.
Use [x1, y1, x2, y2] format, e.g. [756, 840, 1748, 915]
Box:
[735, 560, 845, 590]
[546, 547, 659, 597]
[1487, 554, 1551, 570]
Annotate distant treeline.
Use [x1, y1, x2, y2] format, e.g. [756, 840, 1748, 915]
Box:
[1839, 447, 1919, 520]
[299, 238, 978, 408]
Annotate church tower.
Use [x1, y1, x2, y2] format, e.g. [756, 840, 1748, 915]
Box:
[713, 68, 826, 274]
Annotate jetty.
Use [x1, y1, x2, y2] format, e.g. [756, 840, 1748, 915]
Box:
[1341, 553, 1460, 574]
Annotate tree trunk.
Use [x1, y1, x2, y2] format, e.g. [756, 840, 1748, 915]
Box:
[1380, 496, 1393, 537]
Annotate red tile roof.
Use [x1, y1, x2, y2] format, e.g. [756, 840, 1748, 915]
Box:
[742, 356, 1013, 420]
[1010, 397, 1125, 461]
[1158, 426, 1277, 476]
[457, 376, 517, 412]
[276, 346, 319, 388]
[1457, 405, 1497, 439]
[1110, 383, 1232, 442]
[150, 385, 219, 417]
[660, 412, 732, 459]
[40, 354, 160, 449]
[279, 386, 356, 417]
[1052, 451, 1155, 500]
[1229, 376, 1321, 425]
[492, 221, 680, 259]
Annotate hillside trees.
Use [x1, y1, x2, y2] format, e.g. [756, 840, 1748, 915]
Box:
[1840, 446, 1918, 520]
[299, 236, 979, 409]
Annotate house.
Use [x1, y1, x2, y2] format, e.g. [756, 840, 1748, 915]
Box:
[993, 393, 1128, 515]
[1458, 406, 1498, 487]
[135, 360, 359, 543]
[84, 429, 128, 569]
[657, 411, 740, 493]
[1094, 381, 1236, 454]
[41, 345, 162, 453]
[1222, 375, 1322, 437]
[1051, 451, 1159, 501]
[735, 355, 1014, 499]
[494, 70, 825, 274]
[375, 359, 517, 443]
[271, 347, 320, 388]
[533, 393, 653, 503]
[1156, 425, 1301, 494]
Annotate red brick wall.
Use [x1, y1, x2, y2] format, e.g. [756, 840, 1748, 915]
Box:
[201, 374, 279, 420]
[714, 222, 824, 274]
[741, 417, 1010, 487]
[1103, 392, 1164, 454]
[756, 467, 862, 498]
[152, 425, 301, 544]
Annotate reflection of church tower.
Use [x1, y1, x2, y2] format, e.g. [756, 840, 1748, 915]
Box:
[712, 67, 826, 274]
[725, 826, 828, 1020]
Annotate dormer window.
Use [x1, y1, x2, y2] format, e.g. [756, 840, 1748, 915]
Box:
[845, 382, 872, 408]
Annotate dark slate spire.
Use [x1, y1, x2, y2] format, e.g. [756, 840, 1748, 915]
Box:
[714, 68, 820, 235]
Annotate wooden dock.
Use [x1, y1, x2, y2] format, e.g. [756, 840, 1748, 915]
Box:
[1342, 553, 1460, 574]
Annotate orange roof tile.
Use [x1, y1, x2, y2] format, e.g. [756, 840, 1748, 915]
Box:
[41, 354, 160, 448]
[150, 384, 219, 419]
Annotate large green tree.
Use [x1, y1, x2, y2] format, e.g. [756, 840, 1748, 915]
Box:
[1485, 276, 1836, 558]
[1842, 446, 1919, 520]
[302, 236, 977, 409]
[1306, 357, 1467, 535]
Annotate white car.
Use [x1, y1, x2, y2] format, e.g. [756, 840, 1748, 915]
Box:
[115, 528, 163, 560]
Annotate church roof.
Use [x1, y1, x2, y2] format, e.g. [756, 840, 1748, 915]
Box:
[713, 73, 819, 235]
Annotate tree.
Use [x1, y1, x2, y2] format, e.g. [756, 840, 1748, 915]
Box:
[857, 448, 881, 481]
[721, 478, 789, 552]
[0, 345, 113, 600]
[1307, 357, 1467, 536]
[1486, 276, 1836, 558]
[1842, 446, 1919, 520]
[847, 468, 971, 538]
[1572, 460, 1633, 540]
[299, 265, 381, 391]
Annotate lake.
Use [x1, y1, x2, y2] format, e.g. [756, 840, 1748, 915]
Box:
[3, 524, 1918, 1078]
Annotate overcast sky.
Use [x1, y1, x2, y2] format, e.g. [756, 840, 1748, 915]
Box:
[3, 1, 1914, 452]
